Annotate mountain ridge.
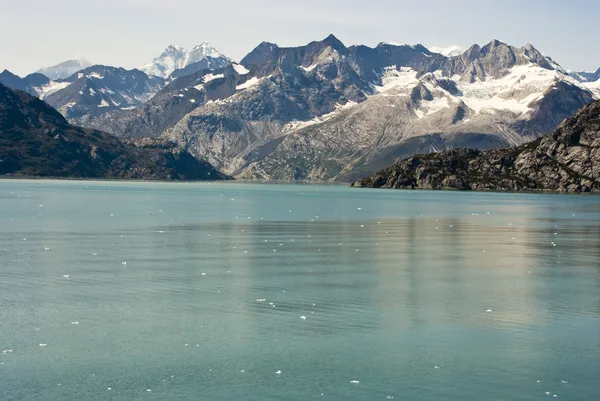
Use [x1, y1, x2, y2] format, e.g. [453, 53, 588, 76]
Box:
[2, 35, 599, 183]
[352, 99, 600, 192]
[0, 82, 229, 180]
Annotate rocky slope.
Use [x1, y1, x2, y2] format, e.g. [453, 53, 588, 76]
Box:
[0, 83, 229, 180]
[87, 63, 250, 139]
[352, 100, 600, 193]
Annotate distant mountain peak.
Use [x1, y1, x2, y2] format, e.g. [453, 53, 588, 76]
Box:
[428, 45, 464, 57]
[35, 58, 93, 80]
[141, 43, 230, 79]
[321, 34, 346, 51]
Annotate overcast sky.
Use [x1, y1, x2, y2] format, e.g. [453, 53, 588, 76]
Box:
[1, 0, 599, 75]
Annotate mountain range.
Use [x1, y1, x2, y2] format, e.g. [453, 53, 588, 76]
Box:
[1, 36, 600, 183]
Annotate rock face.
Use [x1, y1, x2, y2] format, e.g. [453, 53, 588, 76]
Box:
[352, 100, 600, 193]
[0, 83, 229, 180]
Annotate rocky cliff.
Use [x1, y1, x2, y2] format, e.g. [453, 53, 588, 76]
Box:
[353, 100, 600, 193]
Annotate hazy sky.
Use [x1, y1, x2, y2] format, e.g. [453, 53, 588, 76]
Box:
[1, 0, 599, 75]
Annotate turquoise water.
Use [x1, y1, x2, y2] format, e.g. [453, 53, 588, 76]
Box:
[0, 180, 599, 401]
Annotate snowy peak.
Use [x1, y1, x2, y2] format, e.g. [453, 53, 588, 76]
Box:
[428, 45, 463, 57]
[190, 42, 223, 61]
[36, 58, 93, 80]
[141, 43, 230, 79]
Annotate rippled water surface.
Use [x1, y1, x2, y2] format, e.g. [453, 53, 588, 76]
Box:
[1, 180, 599, 401]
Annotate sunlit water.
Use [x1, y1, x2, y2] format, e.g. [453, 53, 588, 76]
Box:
[0, 180, 599, 401]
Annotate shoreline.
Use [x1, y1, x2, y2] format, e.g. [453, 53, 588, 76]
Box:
[1, 175, 597, 196]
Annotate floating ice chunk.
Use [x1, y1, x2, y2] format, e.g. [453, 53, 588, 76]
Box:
[39, 344, 48, 347]
[201, 273, 206, 276]
[300, 316, 307, 320]
[44, 246, 50, 251]
[107, 388, 112, 390]
[350, 380, 360, 384]
[561, 380, 568, 384]
[147, 389, 152, 392]
[275, 370, 282, 374]
[434, 366, 440, 369]
[71, 321, 80, 325]
[486, 309, 493, 313]
[122, 262, 127, 266]
[63, 274, 70, 278]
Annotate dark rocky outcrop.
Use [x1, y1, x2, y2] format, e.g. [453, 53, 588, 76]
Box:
[0, 83, 229, 180]
[353, 100, 600, 193]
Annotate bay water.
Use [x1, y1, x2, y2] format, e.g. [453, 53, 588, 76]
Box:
[0, 180, 599, 400]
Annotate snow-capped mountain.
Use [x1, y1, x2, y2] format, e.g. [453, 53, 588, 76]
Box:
[36, 58, 92, 80]
[428, 45, 463, 57]
[156, 36, 597, 181]
[37, 66, 165, 125]
[3, 35, 598, 183]
[140, 43, 230, 79]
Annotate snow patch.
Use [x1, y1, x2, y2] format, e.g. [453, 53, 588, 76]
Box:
[375, 67, 419, 92]
[236, 76, 262, 90]
[301, 64, 318, 73]
[34, 81, 72, 99]
[87, 72, 104, 79]
[283, 101, 359, 132]
[203, 73, 225, 83]
[98, 99, 110, 108]
[428, 45, 463, 57]
[457, 64, 564, 114]
[232, 63, 250, 75]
